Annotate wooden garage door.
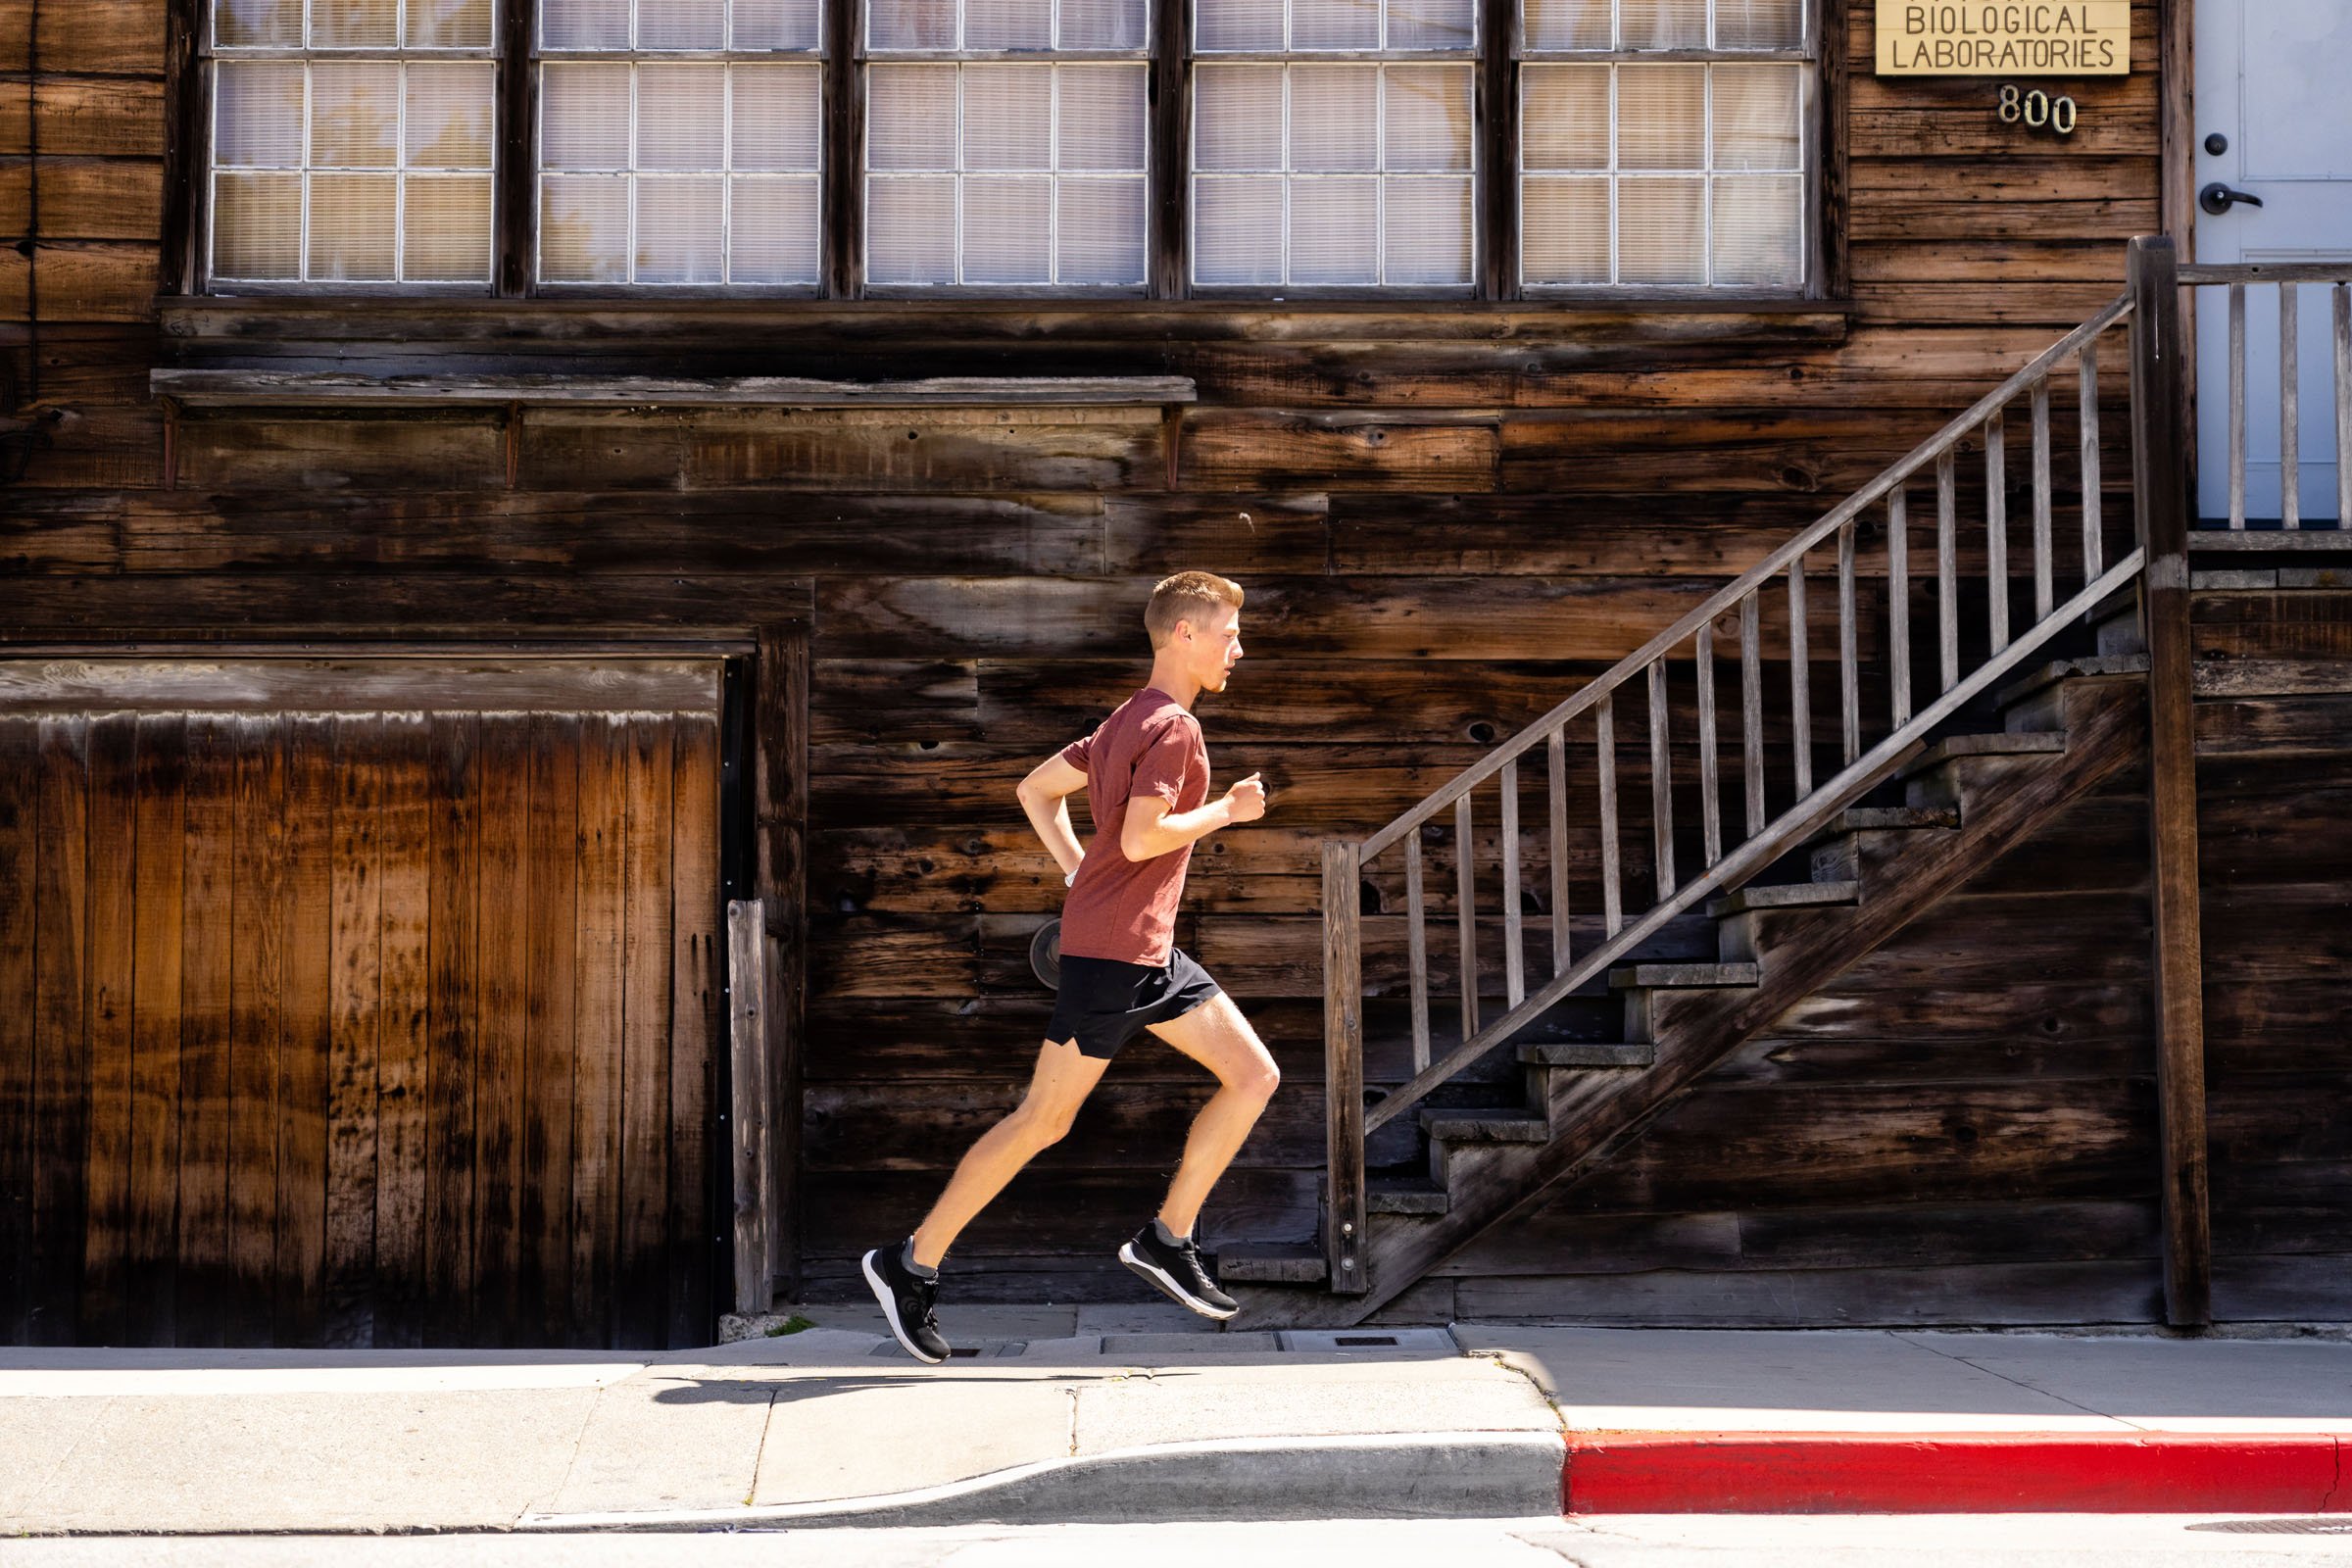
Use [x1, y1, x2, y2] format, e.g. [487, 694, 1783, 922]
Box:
[0, 659, 724, 1349]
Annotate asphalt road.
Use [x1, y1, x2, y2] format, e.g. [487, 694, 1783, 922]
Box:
[6, 1516, 2352, 1567]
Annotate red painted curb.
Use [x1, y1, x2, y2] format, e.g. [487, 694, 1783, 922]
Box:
[1562, 1430, 2352, 1514]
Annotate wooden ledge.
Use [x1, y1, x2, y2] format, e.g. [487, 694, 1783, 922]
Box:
[2187, 529, 2352, 553]
[148, 369, 1199, 410]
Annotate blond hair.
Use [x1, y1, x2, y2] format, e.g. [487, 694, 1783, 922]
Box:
[1145, 571, 1244, 649]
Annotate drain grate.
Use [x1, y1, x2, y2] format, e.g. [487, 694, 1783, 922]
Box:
[2187, 1519, 2352, 1535]
[1335, 1335, 1399, 1347]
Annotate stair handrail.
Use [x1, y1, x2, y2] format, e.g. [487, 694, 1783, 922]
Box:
[1317, 276, 2160, 1298]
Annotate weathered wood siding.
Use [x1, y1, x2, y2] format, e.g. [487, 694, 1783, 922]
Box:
[0, 688, 721, 1348]
[0, 0, 2208, 1316]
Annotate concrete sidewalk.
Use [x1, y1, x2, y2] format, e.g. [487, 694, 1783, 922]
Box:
[0, 1316, 2346, 1533]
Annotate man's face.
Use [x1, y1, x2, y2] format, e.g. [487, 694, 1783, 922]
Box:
[1181, 604, 1245, 693]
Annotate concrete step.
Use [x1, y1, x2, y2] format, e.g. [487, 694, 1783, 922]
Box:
[1517, 1041, 1657, 1068]
[1607, 961, 1761, 991]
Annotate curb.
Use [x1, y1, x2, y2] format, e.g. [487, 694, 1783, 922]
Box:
[1563, 1430, 2352, 1514]
[519, 1430, 1570, 1531]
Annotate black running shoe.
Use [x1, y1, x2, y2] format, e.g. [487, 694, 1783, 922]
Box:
[1118, 1224, 1240, 1321]
[861, 1243, 951, 1364]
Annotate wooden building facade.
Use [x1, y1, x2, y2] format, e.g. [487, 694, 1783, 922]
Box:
[5, 0, 2349, 1348]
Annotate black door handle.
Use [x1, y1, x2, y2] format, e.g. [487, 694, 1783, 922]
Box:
[2200, 182, 2267, 216]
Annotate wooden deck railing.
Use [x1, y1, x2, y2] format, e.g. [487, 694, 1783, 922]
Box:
[1318, 250, 2184, 1298]
[2180, 261, 2352, 531]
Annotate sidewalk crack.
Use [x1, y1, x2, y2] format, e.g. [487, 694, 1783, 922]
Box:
[1066, 1386, 1080, 1458]
[1888, 1331, 2137, 1428]
[743, 1385, 781, 1506]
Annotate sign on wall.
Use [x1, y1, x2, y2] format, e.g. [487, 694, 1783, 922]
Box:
[1876, 1, 2131, 74]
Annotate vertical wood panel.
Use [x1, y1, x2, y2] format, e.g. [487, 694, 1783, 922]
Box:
[617, 718, 675, 1349]
[474, 718, 531, 1346]
[81, 714, 139, 1347]
[754, 627, 808, 1299]
[0, 721, 40, 1341]
[522, 713, 581, 1346]
[373, 714, 432, 1348]
[322, 715, 382, 1348]
[424, 714, 480, 1347]
[226, 716, 287, 1345]
[31, 719, 92, 1345]
[126, 714, 186, 1347]
[572, 716, 628, 1348]
[275, 717, 334, 1347]
[668, 716, 720, 1348]
[176, 716, 234, 1348]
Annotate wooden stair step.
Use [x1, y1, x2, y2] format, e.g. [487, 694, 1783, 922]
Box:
[1419, 1109, 1551, 1142]
[1804, 807, 1957, 844]
[1517, 1041, 1657, 1067]
[1890, 729, 2066, 786]
[1367, 1180, 1450, 1215]
[1993, 654, 2149, 710]
[1216, 1242, 1328, 1284]
[1705, 880, 1861, 918]
[1607, 961, 1761, 990]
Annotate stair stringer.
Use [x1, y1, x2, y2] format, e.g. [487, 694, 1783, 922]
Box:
[1246, 674, 2151, 1330]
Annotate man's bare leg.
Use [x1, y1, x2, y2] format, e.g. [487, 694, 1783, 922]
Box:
[1142, 993, 1281, 1238]
[907, 1037, 1110, 1268]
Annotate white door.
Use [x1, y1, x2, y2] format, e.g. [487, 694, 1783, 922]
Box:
[2193, 0, 2352, 523]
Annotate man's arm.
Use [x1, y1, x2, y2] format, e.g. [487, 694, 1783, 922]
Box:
[1120, 773, 1266, 862]
[1015, 754, 1090, 880]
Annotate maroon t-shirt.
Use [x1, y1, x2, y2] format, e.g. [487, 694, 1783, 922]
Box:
[1056, 687, 1210, 966]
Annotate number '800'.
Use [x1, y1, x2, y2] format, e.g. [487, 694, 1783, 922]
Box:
[1997, 83, 2078, 136]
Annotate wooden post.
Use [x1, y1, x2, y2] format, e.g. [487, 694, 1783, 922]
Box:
[1322, 841, 1368, 1297]
[726, 899, 772, 1316]
[753, 623, 808, 1302]
[2127, 234, 2213, 1330]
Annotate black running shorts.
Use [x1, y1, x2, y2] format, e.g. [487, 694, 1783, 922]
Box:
[1047, 948, 1224, 1061]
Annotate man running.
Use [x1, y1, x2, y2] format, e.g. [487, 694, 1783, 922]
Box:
[862, 570, 1279, 1363]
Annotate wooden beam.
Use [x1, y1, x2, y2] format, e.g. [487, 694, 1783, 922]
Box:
[145, 370, 1201, 410]
[727, 899, 771, 1316]
[1321, 840, 1369, 1297]
[2127, 233, 2212, 1331]
[753, 625, 808, 1301]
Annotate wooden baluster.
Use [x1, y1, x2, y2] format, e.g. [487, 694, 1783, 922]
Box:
[1500, 759, 1525, 1008]
[1936, 448, 1959, 692]
[1596, 694, 1622, 937]
[1320, 841, 1367, 1296]
[2080, 339, 2104, 582]
[2031, 378, 2054, 621]
[1403, 830, 1430, 1075]
[1837, 519, 1859, 765]
[1986, 408, 2010, 655]
[1647, 661, 1674, 900]
[1788, 556, 1812, 799]
[2282, 282, 2301, 530]
[1454, 794, 1478, 1043]
[2336, 285, 2351, 528]
[1740, 595, 1764, 835]
[1888, 487, 1912, 728]
[1546, 727, 1570, 977]
[1694, 624, 1722, 867]
[2230, 281, 2247, 528]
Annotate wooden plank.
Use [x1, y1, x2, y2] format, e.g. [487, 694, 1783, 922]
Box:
[1545, 728, 1571, 976]
[1788, 558, 1812, 799]
[1740, 597, 1764, 836]
[125, 714, 184, 1346]
[728, 900, 770, 1316]
[2080, 340, 2104, 578]
[175, 715, 233, 1347]
[150, 369, 1199, 408]
[1323, 841, 1368, 1296]
[2031, 379, 2054, 619]
[1500, 760, 1524, 1008]
[372, 714, 432, 1349]
[0, 75, 167, 157]
[2127, 235, 2212, 1330]
[1596, 696, 1621, 937]
[275, 716, 333, 1348]
[0, 723, 41, 1340]
[616, 718, 675, 1349]
[522, 713, 581, 1346]
[29, 718, 91, 1345]
[0, 658, 724, 714]
[2338, 285, 2352, 527]
[1837, 521, 1860, 765]
[79, 712, 136, 1346]
[473, 717, 531, 1346]
[1888, 488, 1912, 727]
[2229, 284, 2246, 528]
[1986, 409, 2010, 654]
[322, 715, 382, 1349]
[1403, 830, 1430, 1072]
[573, 714, 628, 1348]
[1183, 413, 1497, 493]
[667, 716, 720, 1347]
[423, 713, 479, 1347]
[1937, 449, 1960, 690]
[1453, 794, 1478, 1043]
[226, 715, 288, 1346]
[1646, 662, 1674, 899]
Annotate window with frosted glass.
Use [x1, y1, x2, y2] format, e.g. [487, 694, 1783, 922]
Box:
[1521, 0, 1808, 289]
[539, 0, 823, 286]
[209, 0, 496, 284]
[864, 0, 1150, 289]
[1192, 0, 1476, 289]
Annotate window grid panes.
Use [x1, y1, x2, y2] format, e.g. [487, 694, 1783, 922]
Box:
[208, 0, 496, 285]
[537, 0, 823, 287]
[1519, 0, 1809, 292]
[1191, 0, 1477, 290]
[864, 0, 1150, 290]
